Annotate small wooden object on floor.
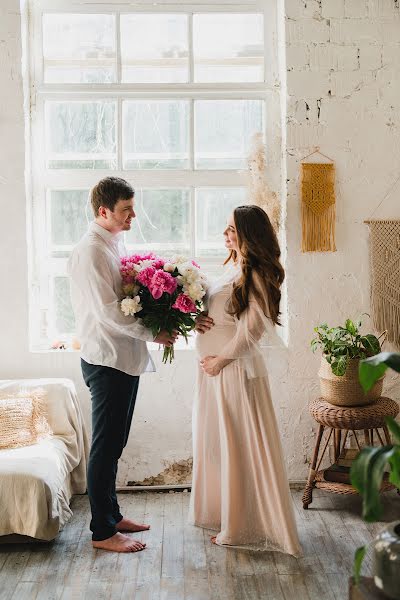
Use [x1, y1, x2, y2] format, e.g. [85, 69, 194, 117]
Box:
[349, 577, 391, 600]
[302, 397, 399, 509]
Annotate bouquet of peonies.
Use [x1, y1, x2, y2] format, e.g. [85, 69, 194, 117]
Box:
[120, 252, 207, 363]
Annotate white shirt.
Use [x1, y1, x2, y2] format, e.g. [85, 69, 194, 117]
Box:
[67, 222, 155, 376]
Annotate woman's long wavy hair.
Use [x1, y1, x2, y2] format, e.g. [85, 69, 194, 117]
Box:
[224, 205, 285, 325]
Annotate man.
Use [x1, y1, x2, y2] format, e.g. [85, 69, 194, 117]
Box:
[68, 177, 177, 553]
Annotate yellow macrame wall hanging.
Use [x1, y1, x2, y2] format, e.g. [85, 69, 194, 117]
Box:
[301, 161, 336, 252]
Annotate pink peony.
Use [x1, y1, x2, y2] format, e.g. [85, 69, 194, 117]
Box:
[172, 293, 197, 314]
[120, 260, 138, 285]
[125, 252, 157, 265]
[149, 271, 177, 299]
[153, 257, 166, 269]
[136, 266, 156, 287]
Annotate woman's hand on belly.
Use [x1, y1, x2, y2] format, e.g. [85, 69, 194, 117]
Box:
[200, 355, 232, 376]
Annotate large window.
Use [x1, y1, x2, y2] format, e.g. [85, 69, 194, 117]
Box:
[28, 1, 271, 348]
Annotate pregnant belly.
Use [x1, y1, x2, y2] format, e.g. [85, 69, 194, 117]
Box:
[194, 325, 235, 359]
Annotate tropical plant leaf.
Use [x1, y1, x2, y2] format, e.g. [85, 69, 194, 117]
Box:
[359, 361, 387, 393]
[359, 351, 400, 392]
[388, 451, 400, 489]
[386, 416, 400, 445]
[353, 546, 366, 585]
[361, 334, 381, 356]
[350, 446, 394, 521]
[362, 352, 400, 371]
[331, 355, 348, 376]
[345, 319, 357, 335]
[351, 447, 371, 494]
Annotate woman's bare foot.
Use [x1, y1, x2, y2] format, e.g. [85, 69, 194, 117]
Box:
[116, 517, 150, 533]
[210, 535, 218, 545]
[92, 532, 146, 553]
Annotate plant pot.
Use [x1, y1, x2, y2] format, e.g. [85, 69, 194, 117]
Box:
[373, 521, 400, 600]
[318, 357, 384, 407]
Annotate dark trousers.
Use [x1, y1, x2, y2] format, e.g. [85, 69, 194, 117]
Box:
[81, 359, 140, 541]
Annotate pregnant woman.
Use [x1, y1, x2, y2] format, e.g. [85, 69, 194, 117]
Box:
[189, 205, 301, 555]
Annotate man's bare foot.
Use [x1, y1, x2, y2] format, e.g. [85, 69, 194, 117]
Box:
[116, 517, 150, 533]
[92, 532, 146, 553]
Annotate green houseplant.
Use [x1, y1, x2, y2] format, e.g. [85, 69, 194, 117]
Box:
[350, 352, 400, 599]
[311, 318, 383, 406]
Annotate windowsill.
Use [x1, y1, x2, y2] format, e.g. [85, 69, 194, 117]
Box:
[30, 334, 288, 354]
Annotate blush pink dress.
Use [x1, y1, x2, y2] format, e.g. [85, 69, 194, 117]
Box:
[189, 265, 301, 555]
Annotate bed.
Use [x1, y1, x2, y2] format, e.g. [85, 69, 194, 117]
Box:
[0, 378, 88, 541]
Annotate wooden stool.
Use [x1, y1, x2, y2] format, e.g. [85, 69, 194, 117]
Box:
[302, 397, 399, 509]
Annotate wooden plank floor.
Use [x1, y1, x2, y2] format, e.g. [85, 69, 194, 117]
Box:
[0, 489, 398, 600]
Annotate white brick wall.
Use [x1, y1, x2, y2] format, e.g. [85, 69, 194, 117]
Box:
[284, 0, 400, 475]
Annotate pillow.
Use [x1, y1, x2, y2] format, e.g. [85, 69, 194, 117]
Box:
[0, 388, 52, 450]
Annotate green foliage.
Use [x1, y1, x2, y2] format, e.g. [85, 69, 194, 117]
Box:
[359, 352, 400, 393]
[311, 317, 381, 376]
[351, 353, 400, 583]
[350, 416, 400, 580]
[350, 438, 397, 522]
[353, 546, 367, 585]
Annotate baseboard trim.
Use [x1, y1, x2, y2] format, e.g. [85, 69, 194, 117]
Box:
[116, 480, 307, 493]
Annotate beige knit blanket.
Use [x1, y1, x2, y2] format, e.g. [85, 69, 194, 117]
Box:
[0, 388, 52, 449]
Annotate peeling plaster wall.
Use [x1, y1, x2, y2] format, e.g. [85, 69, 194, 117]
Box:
[0, 0, 399, 486]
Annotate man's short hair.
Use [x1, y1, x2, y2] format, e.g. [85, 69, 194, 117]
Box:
[91, 177, 134, 217]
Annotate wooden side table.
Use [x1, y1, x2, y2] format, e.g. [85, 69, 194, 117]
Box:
[302, 397, 399, 509]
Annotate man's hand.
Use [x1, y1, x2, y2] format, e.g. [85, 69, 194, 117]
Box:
[195, 312, 214, 334]
[154, 329, 178, 347]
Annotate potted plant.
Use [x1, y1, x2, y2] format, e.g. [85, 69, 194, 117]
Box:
[351, 352, 400, 599]
[311, 317, 384, 406]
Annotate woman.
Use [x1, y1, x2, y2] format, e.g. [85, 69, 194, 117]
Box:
[189, 205, 301, 555]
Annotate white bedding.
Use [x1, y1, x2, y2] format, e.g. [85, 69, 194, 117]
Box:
[0, 378, 88, 540]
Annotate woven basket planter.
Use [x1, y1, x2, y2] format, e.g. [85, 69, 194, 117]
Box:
[318, 356, 384, 407]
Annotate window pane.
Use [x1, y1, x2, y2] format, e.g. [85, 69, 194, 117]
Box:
[122, 101, 189, 169]
[196, 188, 246, 256]
[54, 277, 75, 334]
[50, 190, 90, 247]
[121, 14, 188, 83]
[126, 189, 190, 255]
[46, 101, 117, 169]
[43, 14, 115, 83]
[194, 14, 264, 82]
[195, 100, 263, 169]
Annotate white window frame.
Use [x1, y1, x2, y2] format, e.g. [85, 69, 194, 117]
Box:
[26, 0, 283, 349]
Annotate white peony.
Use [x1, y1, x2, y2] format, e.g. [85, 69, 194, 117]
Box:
[186, 283, 205, 302]
[163, 262, 175, 273]
[121, 296, 143, 316]
[169, 254, 188, 265]
[178, 263, 200, 284]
